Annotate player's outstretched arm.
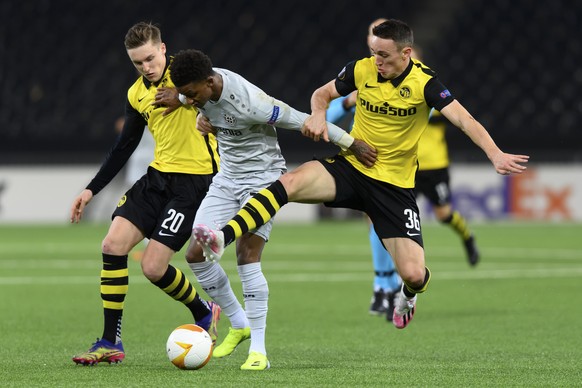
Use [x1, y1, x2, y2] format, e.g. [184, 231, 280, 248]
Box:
[323, 121, 377, 167]
[303, 80, 340, 142]
[440, 100, 529, 175]
[277, 101, 377, 167]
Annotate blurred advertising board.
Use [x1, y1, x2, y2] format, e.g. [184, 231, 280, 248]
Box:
[0, 165, 580, 223]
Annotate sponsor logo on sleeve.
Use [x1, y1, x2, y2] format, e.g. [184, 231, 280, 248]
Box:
[439, 89, 452, 99]
[267, 106, 280, 124]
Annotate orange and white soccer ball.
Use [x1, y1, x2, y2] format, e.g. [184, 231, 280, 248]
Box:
[166, 324, 213, 370]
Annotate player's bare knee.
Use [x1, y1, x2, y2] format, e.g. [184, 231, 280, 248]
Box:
[141, 258, 164, 282]
[400, 266, 426, 289]
[101, 236, 127, 255]
[279, 174, 295, 196]
[404, 267, 431, 294]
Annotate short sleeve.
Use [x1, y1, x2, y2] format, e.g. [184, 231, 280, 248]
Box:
[334, 61, 357, 97]
[424, 78, 455, 111]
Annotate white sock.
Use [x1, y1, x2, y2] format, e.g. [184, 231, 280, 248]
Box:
[238, 262, 268, 355]
[189, 261, 249, 329]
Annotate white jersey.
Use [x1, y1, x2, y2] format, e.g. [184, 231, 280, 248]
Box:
[198, 68, 308, 178]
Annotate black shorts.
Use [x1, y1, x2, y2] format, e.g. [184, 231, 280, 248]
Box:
[318, 155, 423, 247]
[414, 167, 451, 206]
[112, 167, 214, 251]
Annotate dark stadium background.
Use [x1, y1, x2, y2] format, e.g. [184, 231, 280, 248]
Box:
[1, 0, 580, 165]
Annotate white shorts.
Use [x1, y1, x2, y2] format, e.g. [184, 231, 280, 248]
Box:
[194, 169, 284, 241]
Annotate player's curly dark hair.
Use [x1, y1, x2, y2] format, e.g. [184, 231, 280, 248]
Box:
[170, 49, 214, 87]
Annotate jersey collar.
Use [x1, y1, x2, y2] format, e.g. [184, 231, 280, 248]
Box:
[377, 59, 413, 87]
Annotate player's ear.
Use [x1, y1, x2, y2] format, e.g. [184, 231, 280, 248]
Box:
[160, 42, 167, 55]
[401, 47, 412, 60]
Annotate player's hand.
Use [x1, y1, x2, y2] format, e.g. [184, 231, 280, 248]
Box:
[491, 152, 530, 175]
[154, 87, 181, 116]
[70, 189, 93, 223]
[196, 114, 216, 136]
[302, 113, 330, 142]
[349, 139, 377, 168]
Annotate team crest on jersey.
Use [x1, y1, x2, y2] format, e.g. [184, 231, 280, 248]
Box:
[399, 86, 411, 98]
[117, 195, 127, 208]
[223, 113, 237, 126]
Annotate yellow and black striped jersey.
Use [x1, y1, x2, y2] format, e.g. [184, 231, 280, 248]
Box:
[87, 58, 219, 195]
[126, 64, 219, 175]
[335, 57, 454, 188]
[417, 110, 449, 170]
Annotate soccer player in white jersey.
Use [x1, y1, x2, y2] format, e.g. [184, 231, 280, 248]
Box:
[169, 49, 377, 370]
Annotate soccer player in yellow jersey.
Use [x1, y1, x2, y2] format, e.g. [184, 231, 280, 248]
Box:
[69, 22, 222, 365]
[329, 24, 481, 322]
[194, 19, 529, 330]
[326, 17, 403, 320]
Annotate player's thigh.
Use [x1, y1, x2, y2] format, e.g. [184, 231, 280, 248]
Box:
[150, 172, 213, 251]
[282, 161, 336, 203]
[102, 216, 145, 255]
[141, 239, 176, 280]
[383, 237, 425, 284]
[194, 176, 243, 228]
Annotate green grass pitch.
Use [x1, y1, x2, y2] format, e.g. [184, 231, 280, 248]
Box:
[1, 221, 581, 386]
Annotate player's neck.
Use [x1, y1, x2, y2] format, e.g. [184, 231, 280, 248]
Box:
[210, 73, 223, 102]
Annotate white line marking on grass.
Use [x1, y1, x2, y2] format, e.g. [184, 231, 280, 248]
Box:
[435, 266, 582, 280]
[0, 242, 100, 254]
[0, 276, 100, 285]
[263, 245, 582, 260]
[472, 247, 581, 260]
[1, 266, 582, 285]
[0, 259, 99, 269]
